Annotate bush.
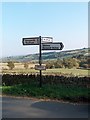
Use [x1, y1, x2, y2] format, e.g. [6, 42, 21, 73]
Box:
[24, 63, 29, 69]
[7, 61, 15, 70]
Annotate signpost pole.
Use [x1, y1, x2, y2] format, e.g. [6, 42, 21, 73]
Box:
[39, 36, 42, 87]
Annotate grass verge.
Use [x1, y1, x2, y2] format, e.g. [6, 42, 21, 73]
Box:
[2, 83, 90, 103]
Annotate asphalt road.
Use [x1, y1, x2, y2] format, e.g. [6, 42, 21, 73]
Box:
[1, 96, 89, 118]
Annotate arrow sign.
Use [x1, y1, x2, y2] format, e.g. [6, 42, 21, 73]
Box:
[22, 37, 40, 45]
[41, 42, 64, 50]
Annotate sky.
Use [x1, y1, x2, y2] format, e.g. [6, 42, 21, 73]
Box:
[1, 2, 88, 57]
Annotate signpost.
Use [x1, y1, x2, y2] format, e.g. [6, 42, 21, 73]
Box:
[22, 37, 39, 45]
[22, 37, 53, 45]
[41, 37, 53, 43]
[35, 65, 46, 70]
[41, 42, 64, 50]
[22, 36, 64, 87]
[39, 36, 42, 87]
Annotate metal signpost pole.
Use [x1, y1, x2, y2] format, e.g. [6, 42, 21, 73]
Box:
[39, 36, 42, 87]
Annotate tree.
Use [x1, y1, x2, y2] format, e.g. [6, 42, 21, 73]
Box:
[63, 58, 69, 68]
[24, 63, 29, 69]
[7, 61, 15, 70]
[54, 60, 63, 68]
[72, 58, 79, 68]
[63, 58, 79, 69]
[46, 61, 54, 69]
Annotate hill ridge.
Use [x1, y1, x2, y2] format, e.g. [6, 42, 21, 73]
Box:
[0, 48, 89, 62]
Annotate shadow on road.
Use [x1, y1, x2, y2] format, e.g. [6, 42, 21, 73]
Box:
[31, 101, 89, 118]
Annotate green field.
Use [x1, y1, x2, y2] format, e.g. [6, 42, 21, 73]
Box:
[2, 68, 89, 77]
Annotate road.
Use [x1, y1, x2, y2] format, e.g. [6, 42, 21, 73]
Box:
[1, 96, 89, 118]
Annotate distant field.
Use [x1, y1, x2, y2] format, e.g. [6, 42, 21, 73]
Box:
[0, 62, 89, 76]
[44, 68, 89, 76]
[0, 63, 35, 69]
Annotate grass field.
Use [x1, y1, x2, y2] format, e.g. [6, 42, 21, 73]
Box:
[0, 62, 89, 76]
[1, 68, 89, 77]
[43, 68, 89, 76]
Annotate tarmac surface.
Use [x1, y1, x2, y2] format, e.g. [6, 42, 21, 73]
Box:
[1, 96, 89, 118]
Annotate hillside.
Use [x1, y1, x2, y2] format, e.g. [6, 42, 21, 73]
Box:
[0, 48, 89, 63]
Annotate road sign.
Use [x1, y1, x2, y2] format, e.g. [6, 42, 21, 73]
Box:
[22, 37, 39, 45]
[22, 36, 64, 87]
[41, 37, 53, 43]
[35, 65, 46, 70]
[41, 42, 64, 50]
